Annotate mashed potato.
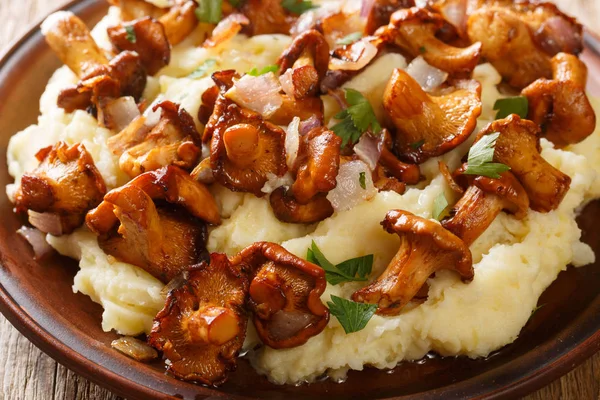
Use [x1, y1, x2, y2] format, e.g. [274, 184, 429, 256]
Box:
[6, 2, 600, 386]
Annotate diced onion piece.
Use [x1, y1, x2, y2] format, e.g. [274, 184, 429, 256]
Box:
[360, 0, 376, 18]
[111, 336, 158, 362]
[226, 73, 283, 118]
[261, 172, 294, 194]
[143, 95, 164, 128]
[28, 211, 63, 236]
[103, 96, 141, 133]
[329, 40, 378, 71]
[299, 115, 322, 135]
[204, 13, 249, 48]
[285, 117, 301, 169]
[407, 56, 448, 92]
[279, 69, 295, 98]
[354, 134, 382, 170]
[17, 226, 53, 259]
[327, 160, 377, 212]
[437, 0, 468, 33]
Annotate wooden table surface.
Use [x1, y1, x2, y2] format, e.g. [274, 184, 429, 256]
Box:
[1, 0, 600, 399]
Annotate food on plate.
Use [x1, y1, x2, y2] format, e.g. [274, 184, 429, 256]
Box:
[5, 0, 600, 388]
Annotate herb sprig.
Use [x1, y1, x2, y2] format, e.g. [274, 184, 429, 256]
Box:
[188, 59, 217, 79]
[336, 32, 362, 46]
[332, 89, 381, 147]
[307, 241, 373, 285]
[125, 25, 137, 43]
[247, 65, 279, 76]
[463, 132, 511, 179]
[493, 96, 529, 120]
[281, 0, 315, 14]
[327, 295, 378, 334]
[196, 0, 223, 23]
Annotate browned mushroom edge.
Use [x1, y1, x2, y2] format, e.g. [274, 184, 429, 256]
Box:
[15, 141, 107, 236]
[85, 166, 219, 282]
[352, 210, 473, 315]
[148, 253, 249, 385]
[230, 242, 330, 349]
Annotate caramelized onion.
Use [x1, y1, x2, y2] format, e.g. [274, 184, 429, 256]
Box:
[102, 96, 141, 132]
[327, 160, 377, 212]
[354, 133, 382, 170]
[27, 211, 63, 236]
[111, 336, 158, 362]
[406, 56, 448, 92]
[329, 39, 378, 71]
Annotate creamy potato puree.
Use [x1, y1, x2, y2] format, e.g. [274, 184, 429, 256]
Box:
[6, 3, 600, 385]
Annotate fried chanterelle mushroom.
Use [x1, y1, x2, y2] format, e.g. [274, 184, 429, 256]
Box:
[475, 115, 571, 213]
[352, 210, 473, 315]
[148, 253, 249, 385]
[108, 0, 198, 45]
[43, 11, 147, 120]
[86, 166, 220, 282]
[522, 53, 596, 148]
[204, 97, 287, 195]
[270, 127, 340, 224]
[442, 165, 530, 246]
[107, 17, 171, 75]
[381, 7, 482, 76]
[383, 68, 482, 164]
[231, 242, 330, 348]
[15, 142, 106, 236]
[108, 100, 202, 178]
[466, 1, 583, 88]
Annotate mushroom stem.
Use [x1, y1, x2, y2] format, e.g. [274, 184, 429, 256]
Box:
[42, 11, 109, 78]
[442, 186, 505, 247]
[223, 123, 261, 167]
[379, 147, 421, 185]
[186, 306, 241, 346]
[352, 210, 473, 315]
[249, 269, 287, 319]
[552, 53, 587, 86]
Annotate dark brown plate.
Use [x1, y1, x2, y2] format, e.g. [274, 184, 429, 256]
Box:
[2, 1, 600, 399]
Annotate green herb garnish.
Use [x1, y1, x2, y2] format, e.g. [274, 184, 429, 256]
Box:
[195, 0, 222, 23]
[463, 132, 511, 179]
[247, 65, 279, 76]
[336, 32, 363, 46]
[410, 139, 425, 150]
[332, 88, 381, 147]
[125, 25, 137, 43]
[432, 193, 449, 221]
[307, 241, 373, 285]
[419, 46, 427, 53]
[327, 295, 378, 334]
[359, 172, 366, 189]
[281, 0, 315, 14]
[493, 96, 529, 120]
[228, 0, 244, 7]
[188, 59, 217, 79]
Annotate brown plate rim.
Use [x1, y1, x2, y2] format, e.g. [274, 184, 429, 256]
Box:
[1, 1, 600, 399]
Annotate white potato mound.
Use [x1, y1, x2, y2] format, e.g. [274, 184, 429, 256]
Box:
[5, 2, 600, 385]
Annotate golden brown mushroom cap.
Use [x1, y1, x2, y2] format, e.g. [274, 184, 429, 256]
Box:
[231, 242, 329, 349]
[108, 100, 201, 178]
[16, 142, 107, 235]
[205, 97, 287, 195]
[383, 7, 482, 75]
[277, 29, 330, 99]
[291, 127, 341, 204]
[269, 187, 334, 224]
[442, 167, 530, 246]
[107, 17, 171, 75]
[475, 115, 571, 213]
[364, 0, 416, 35]
[522, 53, 596, 148]
[466, 1, 582, 88]
[86, 166, 219, 282]
[240, 0, 295, 36]
[383, 68, 482, 164]
[352, 210, 473, 315]
[148, 254, 249, 385]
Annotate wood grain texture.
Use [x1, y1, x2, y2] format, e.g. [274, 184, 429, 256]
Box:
[0, 0, 599, 399]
